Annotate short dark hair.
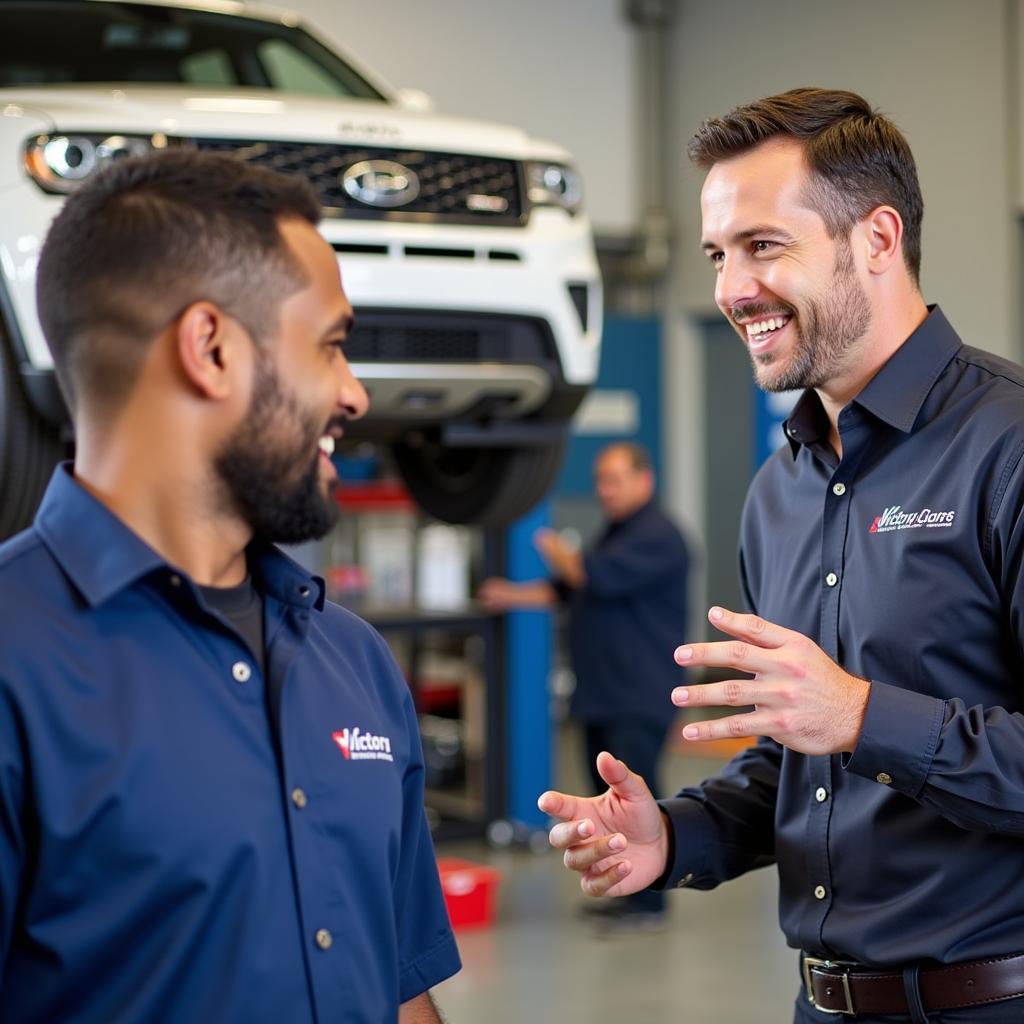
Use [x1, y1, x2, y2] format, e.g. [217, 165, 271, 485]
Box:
[687, 87, 923, 284]
[36, 149, 321, 417]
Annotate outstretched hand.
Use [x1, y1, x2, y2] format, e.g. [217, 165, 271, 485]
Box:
[537, 751, 670, 898]
[672, 606, 871, 755]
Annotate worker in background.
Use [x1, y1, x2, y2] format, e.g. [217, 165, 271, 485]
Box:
[479, 441, 690, 932]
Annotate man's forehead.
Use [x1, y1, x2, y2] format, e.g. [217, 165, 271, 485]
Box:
[700, 138, 814, 231]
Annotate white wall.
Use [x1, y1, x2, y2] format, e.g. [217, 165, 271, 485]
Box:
[284, 0, 639, 236]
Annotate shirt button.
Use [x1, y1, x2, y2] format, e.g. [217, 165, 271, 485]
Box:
[815, 787, 828, 803]
[814, 885, 827, 900]
[832, 483, 847, 496]
[825, 572, 839, 587]
[168, 574, 182, 587]
[677, 872, 694, 888]
[291, 787, 308, 809]
[876, 772, 893, 785]
[232, 661, 252, 683]
[298, 585, 311, 598]
[315, 928, 333, 950]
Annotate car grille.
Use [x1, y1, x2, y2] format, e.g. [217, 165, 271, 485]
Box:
[345, 312, 557, 365]
[183, 137, 524, 225]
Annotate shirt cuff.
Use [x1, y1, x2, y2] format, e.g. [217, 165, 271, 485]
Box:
[842, 680, 945, 798]
[651, 796, 717, 890]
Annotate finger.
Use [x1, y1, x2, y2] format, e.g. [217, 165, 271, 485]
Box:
[547, 817, 599, 850]
[680, 711, 773, 743]
[562, 832, 628, 872]
[594, 752, 651, 803]
[671, 677, 767, 709]
[538, 788, 588, 822]
[673, 639, 777, 676]
[706, 606, 792, 647]
[580, 859, 632, 898]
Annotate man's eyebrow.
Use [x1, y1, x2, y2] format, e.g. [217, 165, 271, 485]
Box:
[701, 225, 796, 251]
[324, 311, 355, 337]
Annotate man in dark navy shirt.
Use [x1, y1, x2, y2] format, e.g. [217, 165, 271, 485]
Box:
[0, 151, 459, 1022]
[541, 88, 1024, 1022]
[479, 442, 690, 929]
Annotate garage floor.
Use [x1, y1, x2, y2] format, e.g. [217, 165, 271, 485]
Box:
[432, 726, 797, 1023]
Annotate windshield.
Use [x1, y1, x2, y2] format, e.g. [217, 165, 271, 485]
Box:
[0, 1, 387, 99]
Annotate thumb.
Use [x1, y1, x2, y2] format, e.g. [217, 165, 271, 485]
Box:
[596, 751, 650, 802]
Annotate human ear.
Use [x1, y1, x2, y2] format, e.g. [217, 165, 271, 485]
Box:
[175, 301, 247, 400]
[862, 206, 904, 276]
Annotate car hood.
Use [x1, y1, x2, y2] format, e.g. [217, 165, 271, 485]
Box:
[1, 84, 570, 160]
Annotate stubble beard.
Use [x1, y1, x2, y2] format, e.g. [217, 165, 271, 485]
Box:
[751, 241, 872, 394]
[214, 355, 339, 545]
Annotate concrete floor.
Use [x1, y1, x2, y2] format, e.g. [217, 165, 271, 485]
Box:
[431, 728, 798, 1023]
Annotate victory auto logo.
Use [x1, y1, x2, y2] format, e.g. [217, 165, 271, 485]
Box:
[332, 727, 394, 762]
[869, 504, 957, 534]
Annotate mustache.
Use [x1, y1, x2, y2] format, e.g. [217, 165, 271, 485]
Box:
[731, 303, 795, 323]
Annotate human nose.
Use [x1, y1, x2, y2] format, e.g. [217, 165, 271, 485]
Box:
[336, 353, 369, 421]
[714, 255, 759, 312]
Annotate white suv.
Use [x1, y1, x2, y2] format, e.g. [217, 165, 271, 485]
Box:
[0, 0, 602, 534]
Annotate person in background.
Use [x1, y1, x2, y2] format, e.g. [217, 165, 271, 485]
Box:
[542, 87, 1024, 1022]
[479, 441, 690, 931]
[0, 150, 459, 1023]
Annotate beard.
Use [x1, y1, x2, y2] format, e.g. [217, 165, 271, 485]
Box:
[741, 239, 872, 393]
[214, 355, 339, 545]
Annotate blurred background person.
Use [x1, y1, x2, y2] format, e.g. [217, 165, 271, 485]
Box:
[479, 441, 690, 931]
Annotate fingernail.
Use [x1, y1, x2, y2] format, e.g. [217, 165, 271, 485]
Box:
[676, 646, 693, 662]
[709, 607, 724, 621]
[608, 834, 625, 852]
[578, 820, 592, 837]
[672, 688, 689, 704]
[617, 863, 629, 877]
[683, 725, 699, 740]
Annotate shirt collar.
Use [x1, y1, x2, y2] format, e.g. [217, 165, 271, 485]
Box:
[35, 464, 325, 611]
[783, 304, 963, 457]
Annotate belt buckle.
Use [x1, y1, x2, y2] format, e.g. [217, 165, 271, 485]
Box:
[802, 957, 855, 1015]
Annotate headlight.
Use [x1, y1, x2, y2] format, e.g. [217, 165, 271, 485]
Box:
[525, 161, 582, 214]
[24, 133, 167, 194]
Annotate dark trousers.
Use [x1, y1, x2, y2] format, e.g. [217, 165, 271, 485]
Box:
[583, 718, 669, 914]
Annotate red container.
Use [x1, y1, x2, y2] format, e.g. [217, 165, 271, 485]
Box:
[436, 857, 501, 931]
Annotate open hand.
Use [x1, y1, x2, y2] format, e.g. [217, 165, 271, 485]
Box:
[672, 606, 870, 755]
[537, 752, 670, 897]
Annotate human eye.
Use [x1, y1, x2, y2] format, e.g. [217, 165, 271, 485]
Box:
[752, 239, 779, 256]
[707, 250, 725, 268]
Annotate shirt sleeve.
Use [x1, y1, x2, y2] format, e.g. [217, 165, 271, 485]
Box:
[583, 516, 689, 600]
[657, 737, 781, 889]
[844, 442, 1024, 835]
[390, 676, 461, 1002]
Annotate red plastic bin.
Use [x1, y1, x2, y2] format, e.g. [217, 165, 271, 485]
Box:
[436, 858, 501, 931]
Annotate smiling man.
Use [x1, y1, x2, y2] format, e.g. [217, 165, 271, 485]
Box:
[0, 152, 459, 1022]
[540, 88, 1024, 1022]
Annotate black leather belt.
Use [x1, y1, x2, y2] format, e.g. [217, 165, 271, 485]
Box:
[802, 953, 1024, 1015]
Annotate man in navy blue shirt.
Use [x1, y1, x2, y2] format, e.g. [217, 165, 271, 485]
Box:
[541, 88, 1024, 1022]
[479, 442, 689, 930]
[0, 151, 460, 1022]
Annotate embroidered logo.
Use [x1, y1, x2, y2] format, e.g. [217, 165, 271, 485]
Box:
[332, 727, 394, 762]
[868, 504, 956, 534]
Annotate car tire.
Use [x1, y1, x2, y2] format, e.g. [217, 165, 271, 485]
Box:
[0, 328, 65, 540]
[393, 432, 567, 526]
